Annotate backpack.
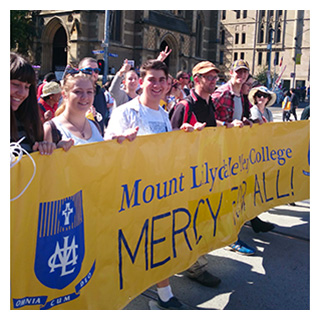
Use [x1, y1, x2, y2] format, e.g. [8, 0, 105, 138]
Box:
[169, 98, 197, 125]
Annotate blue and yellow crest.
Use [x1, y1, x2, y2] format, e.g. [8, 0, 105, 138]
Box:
[34, 190, 85, 289]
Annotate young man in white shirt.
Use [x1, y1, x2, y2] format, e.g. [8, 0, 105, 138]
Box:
[106, 59, 203, 309]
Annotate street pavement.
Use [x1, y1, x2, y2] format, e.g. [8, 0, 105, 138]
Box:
[123, 105, 311, 311]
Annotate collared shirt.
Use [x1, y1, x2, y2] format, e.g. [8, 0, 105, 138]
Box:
[105, 96, 172, 139]
[170, 89, 217, 129]
[212, 81, 245, 122]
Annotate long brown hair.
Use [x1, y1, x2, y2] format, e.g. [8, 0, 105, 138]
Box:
[10, 52, 43, 143]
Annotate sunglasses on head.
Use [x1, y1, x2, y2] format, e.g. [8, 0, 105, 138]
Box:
[81, 67, 101, 74]
[64, 67, 93, 77]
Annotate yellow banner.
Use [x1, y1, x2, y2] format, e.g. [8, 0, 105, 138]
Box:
[10, 121, 310, 310]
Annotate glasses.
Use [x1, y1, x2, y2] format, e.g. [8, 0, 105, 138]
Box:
[81, 67, 101, 74]
[199, 75, 219, 81]
[256, 92, 269, 99]
[64, 68, 93, 77]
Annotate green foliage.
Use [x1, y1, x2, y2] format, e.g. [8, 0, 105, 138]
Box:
[10, 10, 35, 55]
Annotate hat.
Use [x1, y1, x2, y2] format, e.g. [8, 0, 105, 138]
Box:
[41, 81, 61, 98]
[248, 86, 277, 108]
[192, 61, 220, 77]
[231, 59, 250, 72]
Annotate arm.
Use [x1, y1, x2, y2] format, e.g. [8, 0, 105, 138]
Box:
[157, 46, 172, 62]
[109, 60, 131, 106]
[43, 121, 74, 152]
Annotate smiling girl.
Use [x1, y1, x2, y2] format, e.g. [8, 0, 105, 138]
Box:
[10, 52, 56, 155]
[44, 70, 104, 145]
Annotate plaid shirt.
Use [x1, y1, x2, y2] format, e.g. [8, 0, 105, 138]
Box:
[212, 81, 245, 122]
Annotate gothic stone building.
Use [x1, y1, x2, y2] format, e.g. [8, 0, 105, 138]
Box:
[32, 10, 220, 79]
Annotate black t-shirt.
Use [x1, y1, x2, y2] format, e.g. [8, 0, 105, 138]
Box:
[170, 89, 217, 129]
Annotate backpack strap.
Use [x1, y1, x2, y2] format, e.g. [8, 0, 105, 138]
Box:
[178, 99, 198, 125]
[47, 120, 62, 144]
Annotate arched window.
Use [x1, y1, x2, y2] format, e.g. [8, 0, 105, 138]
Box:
[52, 26, 67, 71]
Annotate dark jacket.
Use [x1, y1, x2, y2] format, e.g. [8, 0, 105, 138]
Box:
[93, 84, 109, 136]
[170, 89, 217, 129]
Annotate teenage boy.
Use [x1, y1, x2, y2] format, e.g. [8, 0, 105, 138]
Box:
[211, 59, 256, 255]
[105, 59, 201, 309]
[212, 59, 253, 128]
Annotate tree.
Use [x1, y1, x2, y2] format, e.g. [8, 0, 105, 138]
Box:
[255, 66, 278, 88]
[10, 10, 36, 55]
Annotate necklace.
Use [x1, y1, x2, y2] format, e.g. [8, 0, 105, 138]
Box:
[63, 114, 87, 138]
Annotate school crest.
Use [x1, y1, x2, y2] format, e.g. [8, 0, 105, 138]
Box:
[34, 191, 85, 289]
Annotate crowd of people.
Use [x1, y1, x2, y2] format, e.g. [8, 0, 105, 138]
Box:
[10, 47, 308, 310]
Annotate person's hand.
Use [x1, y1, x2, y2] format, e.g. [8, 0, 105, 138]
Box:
[33, 141, 56, 155]
[229, 119, 244, 128]
[157, 46, 172, 62]
[180, 123, 195, 132]
[113, 126, 139, 144]
[44, 110, 53, 121]
[57, 138, 74, 152]
[179, 122, 206, 132]
[243, 117, 253, 127]
[194, 122, 206, 131]
[119, 59, 132, 76]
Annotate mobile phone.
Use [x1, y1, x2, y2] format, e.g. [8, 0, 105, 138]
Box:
[127, 60, 135, 68]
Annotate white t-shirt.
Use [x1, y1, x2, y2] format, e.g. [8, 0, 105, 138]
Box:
[105, 97, 172, 139]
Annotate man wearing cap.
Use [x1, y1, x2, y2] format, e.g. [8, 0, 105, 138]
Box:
[38, 81, 62, 123]
[212, 59, 256, 255]
[170, 61, 223, 130]
[170, 61, 223, 288]
[212, 59, 253, 128]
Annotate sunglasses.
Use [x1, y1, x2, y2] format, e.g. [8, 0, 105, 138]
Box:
[64, 68, 93, 77]
[256, 92, 269, 99]
[81, 67, 101, 74]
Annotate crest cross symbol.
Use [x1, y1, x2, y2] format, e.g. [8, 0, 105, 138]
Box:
[62, 202, 73, 226]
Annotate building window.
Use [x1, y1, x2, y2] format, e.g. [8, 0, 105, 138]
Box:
[274, 52, 279, 65]
[235, 33, 239, 44]
[243, 10, 247, 19]
[276, 24, 282, 43]
[196, 14, 203, 57]
[258, 52, 262, 65]
[241, 33, 246, 44]
[222, 10, 226, 20]
[236, 10, 240, 19]
[110, 10, 122, 42]
[234, 52, 238, 61]
[219, 50, 224, 64]
[240, 52, 245, 59]
[221, 29, 225, 45]
[258, 24, 264, 43]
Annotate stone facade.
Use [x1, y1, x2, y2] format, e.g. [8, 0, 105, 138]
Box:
[219, 10, 310, 89]
[32, 10, 220, 79]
